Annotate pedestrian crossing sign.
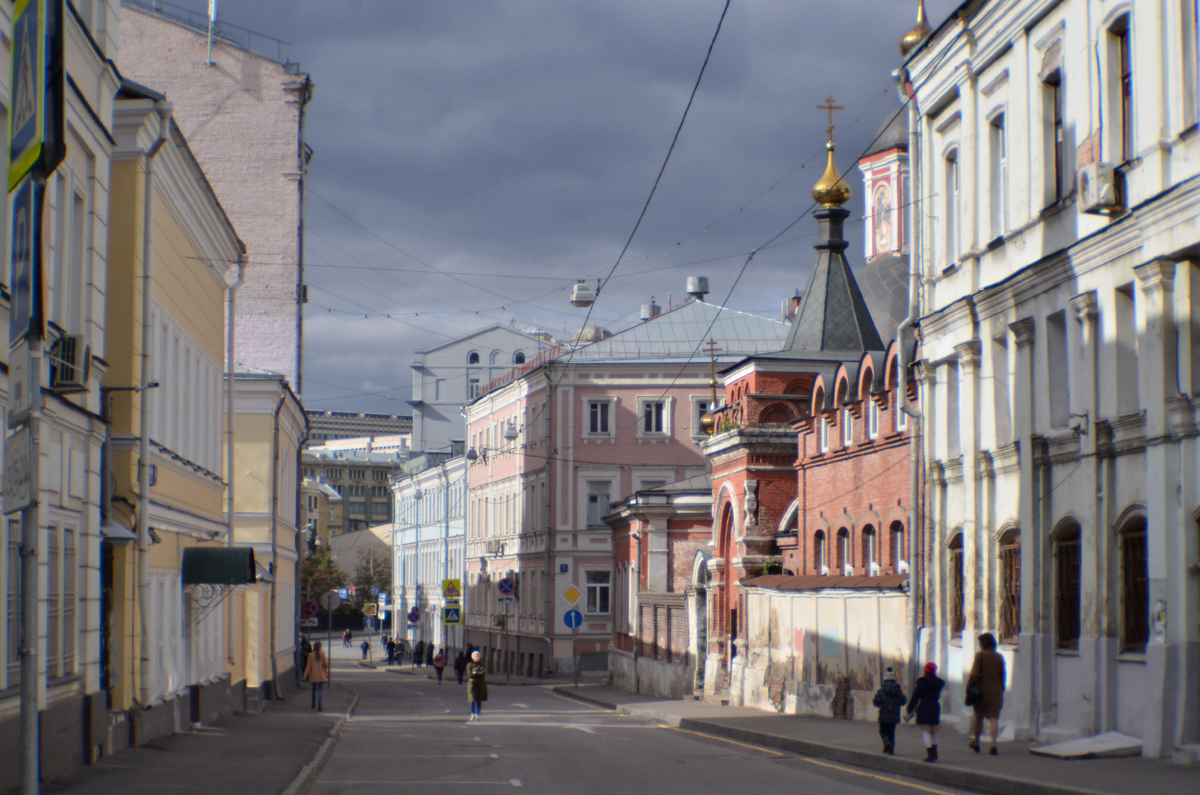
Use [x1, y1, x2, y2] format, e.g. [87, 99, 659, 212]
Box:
[442, 605, 462, 625]
[441, 578, 462, 600]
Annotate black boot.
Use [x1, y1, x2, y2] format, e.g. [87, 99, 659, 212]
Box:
[930, 745, 938, 762]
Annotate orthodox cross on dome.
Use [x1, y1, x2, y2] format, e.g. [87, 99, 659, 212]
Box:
[817, 95, 844, 143]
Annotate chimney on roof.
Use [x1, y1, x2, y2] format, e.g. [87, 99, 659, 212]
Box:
[686, 276, 709, 299]
[639, 298, 662, 322]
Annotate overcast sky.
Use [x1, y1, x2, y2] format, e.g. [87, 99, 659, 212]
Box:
[187, 0, 959, 413]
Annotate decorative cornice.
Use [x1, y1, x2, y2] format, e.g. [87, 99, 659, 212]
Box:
[1008, 318, 1035, 347]
[955, 340, 982, 369]
[1069, 290, 1099, 321]
[1134, 259, 1176, 294]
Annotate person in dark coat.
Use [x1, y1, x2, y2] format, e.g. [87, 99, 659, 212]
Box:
[433, 648, 446, 684]
[414, 640, 425, 667]
[872, 667, 906, 755]
[454, 652, 467, 684]
[360, 639, 370, 660]
[906, 661, 945, 762]
[386, 638, 396, 665]
[466, 650, 488, 720]
[967, 632, 1007, 755]
[426, 645, 434, 667]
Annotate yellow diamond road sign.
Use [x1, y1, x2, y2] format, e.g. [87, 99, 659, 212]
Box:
[562, 584, 582, 605]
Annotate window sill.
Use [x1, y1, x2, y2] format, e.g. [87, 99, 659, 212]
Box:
[1117, 651, 1147, 663]
[1055, 647, 1080, 657]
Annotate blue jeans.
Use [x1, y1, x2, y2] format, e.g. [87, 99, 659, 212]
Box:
[311, 682, 324, 708]
[470, 700, 482, 717]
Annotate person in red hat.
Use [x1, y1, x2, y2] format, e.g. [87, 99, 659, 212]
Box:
[905, 662, 945, 762]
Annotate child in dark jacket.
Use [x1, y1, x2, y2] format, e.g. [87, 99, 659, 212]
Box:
[872, 667, 907, 755]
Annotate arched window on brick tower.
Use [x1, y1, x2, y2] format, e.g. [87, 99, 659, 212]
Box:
[861, 524, 877, 575]
[814, 530, 827, 575]
[949, 532, 965, 638]
[759, 404, 790, 425]
[889, 521, 906, 573]
[836, 528, 850, 575]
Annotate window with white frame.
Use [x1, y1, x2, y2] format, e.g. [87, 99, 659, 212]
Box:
[638, 397, 668, 437]
[585, 398, 615, 438]
[868, 399, 880, 439]
[819, 415, 830, 452]
[842, 408, 853, 446]
[586, 481, 611, 527]
[944, 149, 959, 268]
[989, 113, 1007, 238]
[585, 570, 611, 614]
[469, 378, 480, 400]
[896, 391, 909, 432]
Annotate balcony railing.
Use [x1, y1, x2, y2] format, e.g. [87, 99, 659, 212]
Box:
[124, 0, 293, 65]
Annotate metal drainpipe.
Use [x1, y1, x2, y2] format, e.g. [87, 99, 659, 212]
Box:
[542, 371, 555, 672]
[895, 95, 923, 691]
[294, 415, 310, 684]
[632, 525, 641, 694]
[225, 253, 246, 666]
[295, 75, 314, 395]
[268, 391, 287, 698]
[138, 102, 172, 707]
[439, 463, 450, 652]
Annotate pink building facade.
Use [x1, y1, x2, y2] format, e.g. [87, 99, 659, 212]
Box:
[463, 299, 787, 676]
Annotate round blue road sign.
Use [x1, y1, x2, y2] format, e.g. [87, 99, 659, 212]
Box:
[498, 577, 516, 595]
[564, 609, 583, 629]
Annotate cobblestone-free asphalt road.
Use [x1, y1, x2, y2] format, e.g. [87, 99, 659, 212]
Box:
[313, 652, 978, 795]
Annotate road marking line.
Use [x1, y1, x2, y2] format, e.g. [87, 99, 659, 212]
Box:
[511, 779, 522, 787]
[316, 782, 518, 787]
[670, 727, 786, 757]
[793, 756, 959, 795]
[332, 754, 499, 759]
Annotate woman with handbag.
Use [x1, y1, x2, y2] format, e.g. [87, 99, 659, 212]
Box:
[303, 640, 330, 711]
[966, 632, 1006, 754]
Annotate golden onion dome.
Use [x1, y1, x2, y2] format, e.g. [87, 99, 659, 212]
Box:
[900, 0, 932, 56]
[811, 141, 851, 208]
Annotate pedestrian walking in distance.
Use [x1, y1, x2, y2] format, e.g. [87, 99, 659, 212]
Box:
[872, 667, 906, 755]
[433, 648, 446, 684]
[386, 637, 396, 665]
[304, 641, 329, 711]
[967, 632, 1007, 755]
[414, 639, 426, 667]
[426, 644, 434, 667]
[906, 662, 945, 762]
[454, 651, 467, 684]
[467, 650, 487, 720]
[360, 639, 370, 660]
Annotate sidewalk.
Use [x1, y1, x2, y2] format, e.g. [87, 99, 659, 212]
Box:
[553, 684, 1200, 795]
[30, 678, 355, 795]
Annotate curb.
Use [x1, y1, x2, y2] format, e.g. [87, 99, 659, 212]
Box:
[281, 684, 359, 795]
[550, 687, 1113, 795]
[677, 719, 1114, 795]
[551, 686, 619, 710]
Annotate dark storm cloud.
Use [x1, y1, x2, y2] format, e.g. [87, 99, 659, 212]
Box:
[183, 1, 960, 411]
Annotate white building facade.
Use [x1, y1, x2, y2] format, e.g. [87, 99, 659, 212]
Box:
[392, 457, 467, 654]
[905, 0, 1199, 755]
[409, 325, 550, 455]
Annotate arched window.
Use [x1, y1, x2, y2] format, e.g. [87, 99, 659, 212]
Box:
[836, 528, 850, 574]
[861, 524, 877, 574]
[999, 528, 1021, 642]
[513, 351, 526, 365]
[1055, 522, 1082, 649]
[468, 352, 480, 365]
[759, 404, 790, 425]
[814, 530, 827, 574]
[889, 521, 906, 572]
[490, 351, 501, 365]
[1120, 516, 1148, 652]
[949, 532, 965, 638]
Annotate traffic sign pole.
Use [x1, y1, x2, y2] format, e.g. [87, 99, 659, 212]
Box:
[573, 625, 578, 688]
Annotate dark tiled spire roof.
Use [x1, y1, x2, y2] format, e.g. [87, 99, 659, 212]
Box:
[782, 207, 885, 353]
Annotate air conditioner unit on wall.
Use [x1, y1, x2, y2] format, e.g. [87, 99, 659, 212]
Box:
[1078, 162, 1121, 214]
[50, 336, 90, 393]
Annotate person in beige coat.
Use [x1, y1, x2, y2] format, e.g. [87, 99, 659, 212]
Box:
[967, 633, 1006, 754]
[304, 640, 330, 711]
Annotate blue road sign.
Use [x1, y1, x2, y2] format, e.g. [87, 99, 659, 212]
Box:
[407, 607, 419, 625]
[337, 588, 349, 600]
[564, 609, 583, 629]
[498, 577, 516, 595]
[443, 605, 462, 625]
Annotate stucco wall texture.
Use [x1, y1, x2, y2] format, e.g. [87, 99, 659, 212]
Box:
[118, 7, 309, 385]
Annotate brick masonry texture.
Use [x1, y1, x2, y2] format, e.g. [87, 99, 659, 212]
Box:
[119, 8, 306, 384]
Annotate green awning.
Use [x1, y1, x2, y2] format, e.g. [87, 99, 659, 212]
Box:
[182, 547, 257, 585]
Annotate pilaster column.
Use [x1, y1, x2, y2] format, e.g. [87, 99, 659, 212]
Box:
[1134, 260, 1192, 755]
[955, 341, 984, 649]
[1069, 291, 1112, 734]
